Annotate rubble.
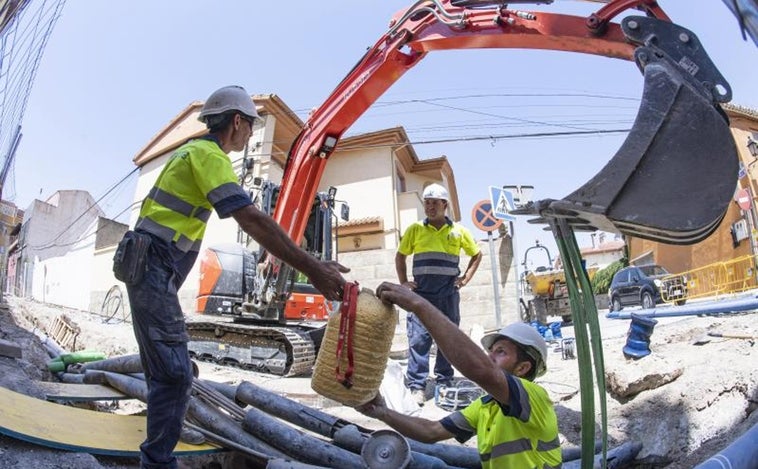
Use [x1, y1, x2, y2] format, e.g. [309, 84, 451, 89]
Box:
[605, 355, 683, 399]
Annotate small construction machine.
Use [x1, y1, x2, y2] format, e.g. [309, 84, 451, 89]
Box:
[520, 241, 598, 324]
[188, 0, 739, 376]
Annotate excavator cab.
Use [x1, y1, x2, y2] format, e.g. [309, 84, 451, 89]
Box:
[191, 180, 348, 375]
[196, 179, 346, 321]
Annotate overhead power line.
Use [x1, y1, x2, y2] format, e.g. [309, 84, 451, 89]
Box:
[0, 0, 66, 200]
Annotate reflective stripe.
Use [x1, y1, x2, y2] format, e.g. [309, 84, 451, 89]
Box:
[135, 217, 201, 253]
[412, 251, 460, 277]
[136, 217, 176, 242]
[147, 186, 212, 222]
[481, 438, 533, 461]
[175, 234, 202, 252]
[414, 251, 459, 264]
[413, 265, 460, 276]
[192, 206, 212, 223]
[536, 437, 561, 452]
[512, 378, 532, 422]
[480, 437, 562, 467]
[148, 186, 194, 217]
[207, 181, 246, 205]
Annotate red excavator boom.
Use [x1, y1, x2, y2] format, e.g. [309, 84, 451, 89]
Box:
[272, 0, 735, 251]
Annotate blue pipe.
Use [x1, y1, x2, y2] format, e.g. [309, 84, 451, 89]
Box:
[693, 422, 758, 469]
[606, 294, 758, 320]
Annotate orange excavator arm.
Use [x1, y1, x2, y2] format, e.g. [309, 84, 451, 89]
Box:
[273, 0, 676, 244]
[262, 0, 737, 307]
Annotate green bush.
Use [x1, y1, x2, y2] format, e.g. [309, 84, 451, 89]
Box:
[591, 258, 628, 295]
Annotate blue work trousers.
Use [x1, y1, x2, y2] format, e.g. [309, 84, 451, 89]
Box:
[406, 292, 460, 390]
[126, 248, 193, 469]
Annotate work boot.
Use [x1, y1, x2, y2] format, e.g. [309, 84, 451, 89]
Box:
[411, 389, 426, 406]
[180, 426, 206, 445]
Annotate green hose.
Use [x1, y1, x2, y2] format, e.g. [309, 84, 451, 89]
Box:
[550, 220, 608, 469]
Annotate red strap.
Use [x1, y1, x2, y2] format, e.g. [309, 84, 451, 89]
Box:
[335, 282, 359, 389]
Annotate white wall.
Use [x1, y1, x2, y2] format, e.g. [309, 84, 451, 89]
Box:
[584, 251, 624, 269]
[320, 146, 397, 248]
[31, 220, 98, 311]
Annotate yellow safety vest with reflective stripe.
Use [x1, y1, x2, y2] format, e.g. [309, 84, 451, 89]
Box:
[398, 218, 480, 296]
[452, 378, 562, 468]
[398, 218, 480, 277]
[135, 139, 241, 252]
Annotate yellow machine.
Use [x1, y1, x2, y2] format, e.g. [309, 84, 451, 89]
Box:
[520, 242, 597, 324]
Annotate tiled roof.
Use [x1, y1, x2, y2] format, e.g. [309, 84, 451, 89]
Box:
[337, 216, 381, 228]
[723, 102, 758, 120]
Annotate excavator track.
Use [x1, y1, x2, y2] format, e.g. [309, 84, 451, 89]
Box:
[186, 321, 316, 377]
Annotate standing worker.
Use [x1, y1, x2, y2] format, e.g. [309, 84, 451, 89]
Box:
[113, 85, 349, 469]
[396, 183, 482, 405]
[357, 282, 561, 468]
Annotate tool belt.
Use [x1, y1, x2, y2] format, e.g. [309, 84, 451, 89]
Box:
[112, 230, 152, 285]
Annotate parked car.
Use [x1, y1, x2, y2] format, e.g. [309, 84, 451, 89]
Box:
[608, 264, 686, 311]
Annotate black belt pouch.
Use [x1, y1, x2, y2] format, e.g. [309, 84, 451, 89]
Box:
[113, 230, 152, 285]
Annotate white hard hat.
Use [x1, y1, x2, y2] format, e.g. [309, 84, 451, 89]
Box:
[422, 183, 449, 202]
[198, 85, 261, 123]
[481, 323, 548, 378]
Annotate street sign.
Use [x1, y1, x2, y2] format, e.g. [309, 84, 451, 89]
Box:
[737, 188, 751, 211]
[471, 199, 503, 232]
[489, 186, 516, 221]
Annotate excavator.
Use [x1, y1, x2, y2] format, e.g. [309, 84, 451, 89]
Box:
[187, 0, 741, 376]
[188, 179, 345, 376]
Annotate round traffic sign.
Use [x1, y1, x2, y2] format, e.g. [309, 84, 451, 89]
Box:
[472, 200, 503, 232]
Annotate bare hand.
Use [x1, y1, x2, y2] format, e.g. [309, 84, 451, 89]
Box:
[454, 276, 467, 289]
[355, 393, 387, 419]
[401, 281, 417, 291]
[309, 261, 350, 301]
[376, 282, 426, 312]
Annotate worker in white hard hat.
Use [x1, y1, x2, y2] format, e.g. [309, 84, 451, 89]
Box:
[357, 283, 561, 469]
[116, 85, 349, 469]
[396, 182, 482, 405]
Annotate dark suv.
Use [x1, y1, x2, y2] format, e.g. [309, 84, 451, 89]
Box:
[608, 264, 685, 311]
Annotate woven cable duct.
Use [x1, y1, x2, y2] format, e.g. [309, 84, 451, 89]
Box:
[312, 287, 398, 406]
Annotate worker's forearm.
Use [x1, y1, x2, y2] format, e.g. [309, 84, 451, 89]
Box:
[395, 254, 408, 284]
[373, 407, 443, 443]
[462, 253, 482, 283]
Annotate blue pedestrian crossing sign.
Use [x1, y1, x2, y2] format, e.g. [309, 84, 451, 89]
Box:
[489, 186, 516, 221]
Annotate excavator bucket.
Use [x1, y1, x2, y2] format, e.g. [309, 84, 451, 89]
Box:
[517, 17, 738, 245]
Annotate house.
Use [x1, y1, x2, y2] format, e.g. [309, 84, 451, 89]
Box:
[581, 233, 626, 270]
[112, 94, 465, 314]
[7, 190, 111, 309]
[0, 199, 23, 296]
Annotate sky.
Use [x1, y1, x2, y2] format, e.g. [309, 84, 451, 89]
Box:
[8, 0, 758, 271]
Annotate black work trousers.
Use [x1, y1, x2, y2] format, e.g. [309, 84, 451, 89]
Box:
[126, 247, 193, 469]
